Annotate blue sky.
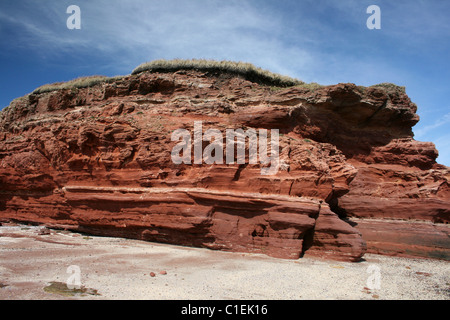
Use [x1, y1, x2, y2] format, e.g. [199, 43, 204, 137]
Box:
[0, 0, 449, 166]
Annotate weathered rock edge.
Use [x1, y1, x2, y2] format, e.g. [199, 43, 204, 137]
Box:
[0, 68, 448, 261]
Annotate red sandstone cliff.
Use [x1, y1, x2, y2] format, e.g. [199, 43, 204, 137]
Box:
[0, 65, 448, 261]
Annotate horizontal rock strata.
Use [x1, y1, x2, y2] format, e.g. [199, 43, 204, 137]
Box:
[0, 67, 448, 261]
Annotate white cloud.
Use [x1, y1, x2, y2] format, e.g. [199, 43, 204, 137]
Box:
[432, 132, 450, 167]
[1, 0, 447, 82]
[414, 112, 450, 139]
[413, 111, 450, 166]
[0, 0, 317, 77]
[1, 0, 449, 165]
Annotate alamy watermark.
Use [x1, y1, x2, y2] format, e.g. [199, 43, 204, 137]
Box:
[367, 5, 381, 30]
[66, 265, 81, 289]
[66, 5, 81, 30]
[366, 264, 381, 290]
[171, 121, 280, 175]
[66, 5, 379, 31]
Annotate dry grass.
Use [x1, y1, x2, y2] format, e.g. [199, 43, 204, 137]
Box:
[12, 60, 406, 102]
[369, 83, 406, 94]
[295, 82, 324, 91]
[27, 59, 313, 97]
[132, 59, 304, 87]
[32, 75, 124, 94]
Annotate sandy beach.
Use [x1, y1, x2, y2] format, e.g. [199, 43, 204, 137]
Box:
[0, 224, 448, 300]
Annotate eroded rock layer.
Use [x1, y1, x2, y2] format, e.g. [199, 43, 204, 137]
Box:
[0, 70, 448, 261]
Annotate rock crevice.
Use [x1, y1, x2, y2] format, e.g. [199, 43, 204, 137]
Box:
[1, 66, 448, 261]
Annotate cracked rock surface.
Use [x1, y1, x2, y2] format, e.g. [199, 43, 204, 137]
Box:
[0, 70, 448, 261]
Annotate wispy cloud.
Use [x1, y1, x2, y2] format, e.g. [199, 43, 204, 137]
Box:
[1, 0, 448, 80]
[432, 132, 450, 166]
[414, 112, 450, 138]
[0, 0, 315, 77]
[0, 0, 449, 164]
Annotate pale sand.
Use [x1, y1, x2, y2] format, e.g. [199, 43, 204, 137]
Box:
[0, 224, 448, 300]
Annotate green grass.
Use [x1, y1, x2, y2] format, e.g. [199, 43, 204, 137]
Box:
[369, 83, 406, 94]
[23, 59, 318, 98]
[4, 59, 407, 113]
[32, 75, 124, 94]
[295, 82, 324, 91]
[132, 59, 304, 87]
[43, 281, 100, 297]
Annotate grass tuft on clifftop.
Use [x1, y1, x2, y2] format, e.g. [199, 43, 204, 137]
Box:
[369, 83, 406, 94]
[132, 59, 304, 87]
[32, 75, 124, 94]
[16, 59, 406, 103]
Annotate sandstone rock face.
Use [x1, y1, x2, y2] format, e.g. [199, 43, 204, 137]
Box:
[0, 70, 448, 261]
